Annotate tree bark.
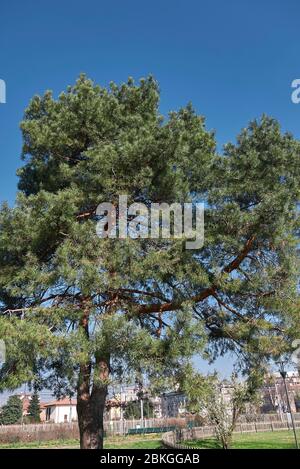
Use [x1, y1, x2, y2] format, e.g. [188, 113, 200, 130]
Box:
[76, 299, 109, 449]
[77, 378, 107, 449]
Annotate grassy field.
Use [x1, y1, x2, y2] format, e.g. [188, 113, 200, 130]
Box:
[185, 430, 300, 449]
[104, 434, 162, 449]
[0, 433, 162, 449]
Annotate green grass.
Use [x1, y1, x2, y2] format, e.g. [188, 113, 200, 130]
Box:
[0, 439, 79, 449]
[104, 434, 162, 449]
[185, 430, 300, 449]
[2, 430, 299, 450]
[0, 433, 162, 449]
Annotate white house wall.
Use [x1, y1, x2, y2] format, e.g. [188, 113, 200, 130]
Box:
[47, 405, 77, 423]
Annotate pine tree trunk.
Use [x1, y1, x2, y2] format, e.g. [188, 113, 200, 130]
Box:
[77, 382, 107, 449]
[77, 301, 110, 449]
[76, 356, 109, 449]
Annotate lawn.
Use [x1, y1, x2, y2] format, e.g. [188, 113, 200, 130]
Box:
[104, 434, 162, 449]
[185, 430, 300, 449]
[1, 430, 299, 449]
[0, 433, 162, 449]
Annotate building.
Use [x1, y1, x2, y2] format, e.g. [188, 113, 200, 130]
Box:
[105, 386, 138, 421]
[161, 392, 187, 418]
[261, 371, 300, 414]
[44, 398, 77, 423]
[105, 386, 162, 421]
[151, 396, 163, 419]
[17, 393, 31, 417]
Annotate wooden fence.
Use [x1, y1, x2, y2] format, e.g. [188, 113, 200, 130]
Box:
[0, 417, 189, 443]
[0, 422, 79, 444]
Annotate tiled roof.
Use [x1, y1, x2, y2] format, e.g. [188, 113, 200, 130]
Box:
[44, 398, 77, 407]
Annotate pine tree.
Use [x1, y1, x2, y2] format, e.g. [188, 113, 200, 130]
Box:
[0, 76, 299, 448]
[28, 390, 41, 423]
[0, 395, 23, 425]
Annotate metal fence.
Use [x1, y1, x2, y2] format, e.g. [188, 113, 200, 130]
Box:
[104, 417, 190, 435]
[104, 413, 300, 435]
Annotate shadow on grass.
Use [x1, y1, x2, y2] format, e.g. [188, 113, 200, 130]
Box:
[186, 438, 222, 449]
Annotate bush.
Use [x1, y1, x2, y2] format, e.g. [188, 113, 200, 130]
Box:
[0, 396, 23, 425]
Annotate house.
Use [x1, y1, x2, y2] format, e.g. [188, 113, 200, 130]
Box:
[105, 386, 162, 421]
[105, 386, 139, 421]
[44, 398, 77, 423]
[17, 393, 31, 417]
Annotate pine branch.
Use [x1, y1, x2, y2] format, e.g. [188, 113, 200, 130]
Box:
[137, 234, 256, 314]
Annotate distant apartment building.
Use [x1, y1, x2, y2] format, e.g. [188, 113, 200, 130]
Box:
[160, 391, 188, 418]
[261, 371, 300, 414]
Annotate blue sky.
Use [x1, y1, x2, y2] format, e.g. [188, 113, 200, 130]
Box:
[0, 0, 299, 379]
[1, 0, 300, 203]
